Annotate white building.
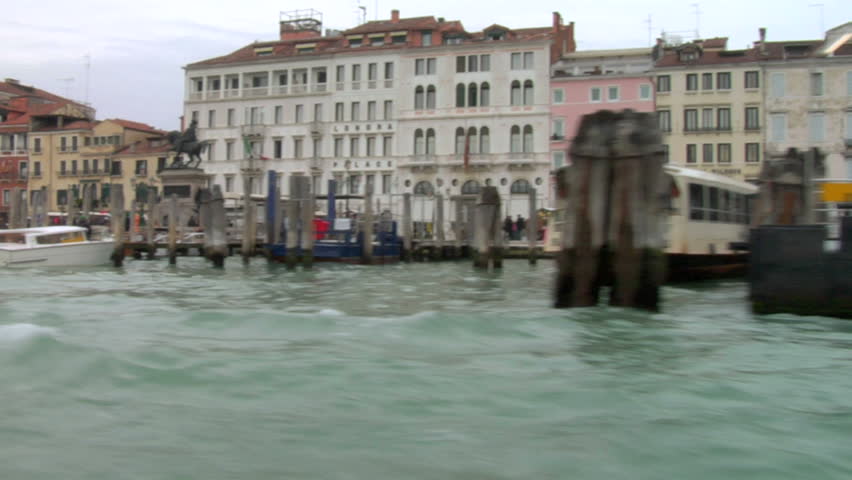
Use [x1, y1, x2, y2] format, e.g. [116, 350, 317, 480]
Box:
[183, 9, 575, 217]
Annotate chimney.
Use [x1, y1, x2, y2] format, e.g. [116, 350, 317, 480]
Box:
[759, 27, 766, 44]
[552, 12, 562, 33]
[4, 78, 19, 85]
[391, 9, 400, 23]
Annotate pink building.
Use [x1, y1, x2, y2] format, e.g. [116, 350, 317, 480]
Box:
[548, 48, 655, 202]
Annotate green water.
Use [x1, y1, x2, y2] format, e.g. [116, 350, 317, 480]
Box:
[1, 259, 850, 479]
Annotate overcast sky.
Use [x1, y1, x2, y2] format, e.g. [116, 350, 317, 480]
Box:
[3, 0, 849, 131]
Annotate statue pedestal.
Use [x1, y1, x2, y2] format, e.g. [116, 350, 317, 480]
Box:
[157, 168, 210, 227]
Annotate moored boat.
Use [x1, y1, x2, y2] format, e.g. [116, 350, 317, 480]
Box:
[0, 226, 114, 267]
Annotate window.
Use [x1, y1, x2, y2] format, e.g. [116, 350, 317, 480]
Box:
[523, 52, 534, 69]
[414, 59, 424, 75]
[553, 88, 565, 104]
[414, 181, 434, 196]
[552, 151, 565, 169]
[657, 75, 671, 93]
[523, 125, 533, 153]
[606, 86, 619, 102]
[227, 108, 235, 126]
[523, 80, 534, 105]
[770, 72, 785, 98]
[510, 126, 521, 153]
[384, 62, 394, 81]
[745, 71, 759, 89]
[313, 103, 323, 121]
[425, 129, 435, 155]
[718, 144, 731, 164]
[60, 160, 67, 174]
[480, 83, 490, 106]
[702, 73, 713, 90]
[511, 52, 522, 70]
[552, 118, 565, 140]
[33, 138, 41, 153]
[383, 136, 392, 157]
[717, 72, 731, 90]
[367, 63, 378, 85]
[809, 113, 825, 142]
[810, 72, 824, 96]
[349, 37, 362, 48]
[426, 86, 436, 109]
[349, 174, 361, 194]
[455, 83, 466, 107]
[382, 174, 391, 194]
[295, 104, 304, 123]
[352, 64, 361, 84]
[689, 184, 704, 220]
[468, 55, 478, 72]
[414, 129, 424, 155]
[639, 84, 652, 100]
[274, 139, 282, 159]
[366, 137, 376, 156]
[461, 180, 481, 195]
[684, 109, 699, 131]
[686, 144, 697, 164]
[226, 141, 234, 160]
[686, 74, 698, 91]
[135, 160, 148, 176]
[770, 113, 787, 142]
[456, 56, 466, 73]
[71, 136, 78, 151]
[468, 83, 478, 107]
[480, 55, 490, 71]
[33, 161, 41, 176]
[455, 128, 466, 155]
[351, 102, 360, 121]
[292, 138, 303, 158]
[511, 179, 531, 194]
[207, 109, 215, 128]
[657, 110, 671, 132]
[702, 108, 714, 130]
[717, 108, 731, 131]
[71, 160, 78, 174]
[414, 86, 424, 110]
[511, 81, 522, 105]
[746, 143, 760, 163]
[590, 87, 602, 103]
[335, 102, 344, 121]
[479, 127, 490, 154]
[384, 100, 393, 120]
[702, 144, 714, 163]
[422, 31, 432, 46]
[367, 101, 377, 121]
[427, 58, 436, 75]
[334, 138, 343, 157]
[350, 137, 360, 157]
[745, 107, 760, 130]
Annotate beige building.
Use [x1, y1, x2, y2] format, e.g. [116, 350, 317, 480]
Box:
[654, 37, 765, 182]
[29, 117, 167, 212]
[761, 23, 852, 180]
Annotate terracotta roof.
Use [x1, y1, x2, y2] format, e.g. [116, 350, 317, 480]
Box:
[699, 37, 728, 49]
[32, 119, 98, 132]
[655, 44, 762, 68]
[113, 138, 172, 156]
[343, 16, 441, 35]
[107, 118, 165, 135]
[0, 81, 72, 104]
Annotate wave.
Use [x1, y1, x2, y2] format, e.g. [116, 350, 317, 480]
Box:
[0, 323, 57, 344]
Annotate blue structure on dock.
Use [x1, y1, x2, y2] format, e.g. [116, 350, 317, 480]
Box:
[265, 178, 402, 263]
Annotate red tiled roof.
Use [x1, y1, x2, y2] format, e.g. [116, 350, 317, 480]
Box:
[655, 45, 761, 68]
[699, 37, 728, 49]
[344, 16, 442, 35]
[113, 139, 172, 156]
[0, 81, 73, 104]
[107, 118, 165, 135]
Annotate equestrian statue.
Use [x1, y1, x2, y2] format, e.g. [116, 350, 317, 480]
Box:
[166, 119, 207, 169]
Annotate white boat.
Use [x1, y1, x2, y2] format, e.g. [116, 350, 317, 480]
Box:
[0, 226, 114, 267]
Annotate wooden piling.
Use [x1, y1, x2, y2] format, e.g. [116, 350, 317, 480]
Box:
[241, 180, 255, 263]
[67, 189, 79, 228]
[145, 186, 157, 259]
[109, 184, 126, 267]
[453, 197, 464, 259]
[82, 184, 93, 215]
[435, 194, 445, 260]
[167, 194, 178, 265]
[402, 193, 412, 262]
[297, 177, 314, 268]
[473, 186, 502, 269]
[207, 185, 227, 268]
[528, 187, 538, 264]
[34, 187, 48, 227]
[362, 184, 374, 264]
[285, 177, 300, 269]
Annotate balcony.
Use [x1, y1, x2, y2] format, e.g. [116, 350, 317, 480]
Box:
[241, 124, 267, 137]
[243, 87, 269, 98]
[311, 84, 328, 93]
[224, 89, 240, 99]
[206, 90, 221, 100]
[188, 92, 203, 101]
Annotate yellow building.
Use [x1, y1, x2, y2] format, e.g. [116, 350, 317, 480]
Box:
[29, 116, 168, 211]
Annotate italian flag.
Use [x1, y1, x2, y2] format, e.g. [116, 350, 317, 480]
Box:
[243, 137, 270, 160]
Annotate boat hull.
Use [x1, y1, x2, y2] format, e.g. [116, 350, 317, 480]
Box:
[0, 241, 115, 267]
[267, 241, 402, 263]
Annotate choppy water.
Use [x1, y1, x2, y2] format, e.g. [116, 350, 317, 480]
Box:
[1, 259, 851, 480]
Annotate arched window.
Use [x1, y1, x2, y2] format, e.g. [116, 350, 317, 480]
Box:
[426, 128, 436, 154]
[510, 125, 521, 153]
[479, 127, 490, 154]
[510, 179, 531, 194]
[414, 181, 435, 196]
[510, 80, 521, 106]
[480, 82, 490, 106]
[468, 83, 477, 107]
[414, 129, 424, 155]
[461, 180, 481, 195]
[426, 85, 436, 109]
[414, 86, 424, 110]
[523, 80, 534, 105]
[523, 125, 533, 153]
[455, 83, 466, 107]
[455, 127, 466, 154]
[467, 127, 478, 154]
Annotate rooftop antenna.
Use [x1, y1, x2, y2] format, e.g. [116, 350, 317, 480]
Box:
[643, 14, 653, 47]
[359, 5, 367, 23]
[691, 3, 701, 38]
[809, 3, 824, 35]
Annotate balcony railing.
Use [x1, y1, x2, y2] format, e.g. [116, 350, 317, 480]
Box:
[367, 80, 377, 89]
[206, 90, 221, 100]
[243, 87, 269, 97]
[291, 84, 308, 94]
[312, 84, 328, 93]
[241, 124, 267, 137]
[351, 81, 361, 90]
[273, 86, 289, 95]
[224, 89, 240, 98]
[188, 92, 203, 101]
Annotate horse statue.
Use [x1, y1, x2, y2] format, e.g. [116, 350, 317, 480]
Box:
[166, 120, 207, 169]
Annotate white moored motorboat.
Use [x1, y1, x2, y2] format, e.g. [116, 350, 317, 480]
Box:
[0, 226, 114, 267]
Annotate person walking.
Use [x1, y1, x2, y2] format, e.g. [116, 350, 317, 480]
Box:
[516, 214, 526, 241]
[503, 215, 513, 242]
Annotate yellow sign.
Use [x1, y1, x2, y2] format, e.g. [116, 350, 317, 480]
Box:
[821, 183, 852, 202]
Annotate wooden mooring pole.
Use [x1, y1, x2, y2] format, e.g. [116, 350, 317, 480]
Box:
[145, 186, 157, 259]
[473, 186, 502, 269]
[528, 187, 538, 265]
[297, 176, 314, 268]
[362, 184, 374, 264]
[434, 193, 445, 260]
[554, 109, 667, 311]
[167, 194, 178, 265]
[207, 185, 227, 267]
[109, 184, 126, 267]
[402, 193, 412, 262]
[8, 187, 21, 228]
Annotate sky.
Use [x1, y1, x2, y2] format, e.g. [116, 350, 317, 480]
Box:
[3, 0, 850, 131]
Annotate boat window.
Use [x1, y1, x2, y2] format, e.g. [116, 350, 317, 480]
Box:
[0, 233, 26, 244]
[708, 187, 720, 222]
[720, 190, 731, 223]
[36, 232, 85, 245]
[689, 183, 704, 220]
